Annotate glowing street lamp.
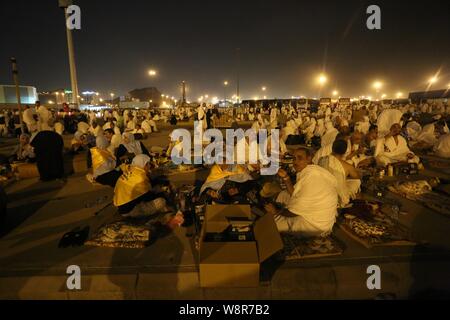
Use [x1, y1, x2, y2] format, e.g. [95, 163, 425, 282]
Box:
[381, 94, 387, 99]
[372, 81, 383, 90]
[428, 76, 438, 85]
[396, 92, 403, 98]
[148, 69, 157, 76]
[332, 90, 339, 96]
[223, 81, 229, 103]
[317, 74, 328, 86]
[261, 86, 266, 91]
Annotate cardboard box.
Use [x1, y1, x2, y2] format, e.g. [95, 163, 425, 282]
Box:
[11, 163, 40, 179]
[199, 204, 283, 288]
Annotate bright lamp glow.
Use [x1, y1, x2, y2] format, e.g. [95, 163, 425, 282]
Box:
[148, 70, 157, 76]
[317, 74, 327, 85]
[373, 81, 383, 90]
[429, 76, 438, 84]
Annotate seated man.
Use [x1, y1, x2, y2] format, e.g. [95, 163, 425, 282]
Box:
[265, 148, 338, 238]
[318, 140, 361, 207]
[375, 123, 420, 166]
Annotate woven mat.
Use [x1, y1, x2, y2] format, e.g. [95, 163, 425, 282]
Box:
[276, 233, 344, 261]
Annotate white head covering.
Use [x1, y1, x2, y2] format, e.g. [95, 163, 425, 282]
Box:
[122, 132, 143, 155]
[132, 154, 151, 169]
[96, 136, 109, 150]
[416, 123, 437, 145]
[377, 109, 403, 138]
[406, 121, 422, 141]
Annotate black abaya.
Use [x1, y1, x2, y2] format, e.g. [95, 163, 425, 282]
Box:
[30, 131, 64, 181]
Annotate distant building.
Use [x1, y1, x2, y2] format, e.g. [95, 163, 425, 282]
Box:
[0, 85, 37, 109]
[409, 89, 450, 103]
[129, 87, 162, 106]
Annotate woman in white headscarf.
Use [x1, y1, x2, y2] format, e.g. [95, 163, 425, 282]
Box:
[355, 116, 371, 135]
[113, 154, 183, 229]
[71, 131, 87, 153]
[282, 119, 298, 142]
[414, 123, 437, 147]
[86, 136, 122, 187]
[321, 121, 339, 147]
[116, 132, 150, 165]
[434, 133, 450, 158]
[406, 121, 422, 142]
[303, 118, 316, 142]
[314, 118, 326, 137]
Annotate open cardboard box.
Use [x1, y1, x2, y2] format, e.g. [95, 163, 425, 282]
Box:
[199, 204, 283, 288]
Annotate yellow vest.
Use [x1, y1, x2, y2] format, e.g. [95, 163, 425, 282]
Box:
[205, 164, 247, 184]
[113, 166, 151, 207]
[90, 147, 115, 172]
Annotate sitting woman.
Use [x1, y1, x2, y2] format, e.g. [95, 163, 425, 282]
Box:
[86, 136, 122, 187]
[116, 132, 150, 165]
[199, 160, 258, 204]
[10, 133, 36, 163]
[71, 131, 88, 153]
[113, 155, 183, 229]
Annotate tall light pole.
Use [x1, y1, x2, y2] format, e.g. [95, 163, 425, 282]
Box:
[59, 0, 80, 109]
[316, 74, 328, 97]
[10, 57, 24, 134]
[236, 48, 240, 103]
[372, 81, 383, 100]
[148, 69, 157, 106]
[223, 81, 229, 106]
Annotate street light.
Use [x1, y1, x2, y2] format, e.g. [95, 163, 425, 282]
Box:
[317, 74, 328, 85]
[428, 76, 438, 85]
[381, 94, 387, 99]
[148, 69, 157, 76]
[372, 81, 383, 90]
[396, 92, 403, 98]
[223, 81, 229, 105]
[261, 86, 266, 91]
[332, 90, 339, 96]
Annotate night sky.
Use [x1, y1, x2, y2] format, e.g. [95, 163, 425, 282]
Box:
[1, 0, 449, 100]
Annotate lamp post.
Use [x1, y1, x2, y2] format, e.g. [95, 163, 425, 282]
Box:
[316, 74, 328, 97]
[223, 81, 229, 106]
[148, 69, 157, 106]
[58, 0, 80, 108]
[10, 57, 24, 134]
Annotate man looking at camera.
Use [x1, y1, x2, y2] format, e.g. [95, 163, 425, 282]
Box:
[265, 148, 338, 237]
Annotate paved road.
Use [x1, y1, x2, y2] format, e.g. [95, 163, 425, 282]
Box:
[1, 123, 450, 299]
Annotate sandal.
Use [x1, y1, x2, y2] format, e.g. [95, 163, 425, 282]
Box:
[58, 227, 80, 248]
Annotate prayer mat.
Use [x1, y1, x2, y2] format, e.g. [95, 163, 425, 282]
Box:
[85, 221, 151, 249]
[338, 201, 416, 248]
[388, 180, 450, 218]
[276, 233, 344, 261]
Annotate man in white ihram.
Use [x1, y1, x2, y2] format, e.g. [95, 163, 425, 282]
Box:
[265, 148, 338, 238]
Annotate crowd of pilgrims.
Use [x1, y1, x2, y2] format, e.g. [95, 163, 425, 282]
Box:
[1, 99, 450, 237]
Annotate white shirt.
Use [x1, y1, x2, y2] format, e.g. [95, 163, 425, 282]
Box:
[287, 165, 338, 233]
